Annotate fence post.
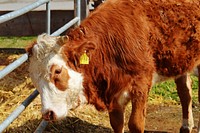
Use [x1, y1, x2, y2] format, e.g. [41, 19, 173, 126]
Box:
[81, 0, 89, 20]
[74, 0, 89, 25]
[46, 1, 51, 34]
[74, 0, 80, 25]
[0, 0, 82, 132]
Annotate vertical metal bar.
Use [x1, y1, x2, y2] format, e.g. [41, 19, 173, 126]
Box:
[78, 0, 81, 24]
[34, 120, 48, 133]
[74, 0, 81, 25]
[0, 0, 84, 132]
[46, 1, 51, 34]
[86, 0, 90, 17]
[81, 0, 89, 20]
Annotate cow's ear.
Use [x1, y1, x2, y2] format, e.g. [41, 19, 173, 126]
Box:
[57, 36, 69, 46]
[25, 41, 37, 56]
[77, 41, 96, 53]
[76, 42, 96, 65]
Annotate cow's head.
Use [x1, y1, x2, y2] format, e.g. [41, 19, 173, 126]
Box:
[27, 33, 95, 121]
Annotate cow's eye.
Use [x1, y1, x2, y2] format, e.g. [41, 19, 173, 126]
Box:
[55, 69, 61, 74]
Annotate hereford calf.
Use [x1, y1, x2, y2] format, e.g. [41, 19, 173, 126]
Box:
[27, 0, 200, 133]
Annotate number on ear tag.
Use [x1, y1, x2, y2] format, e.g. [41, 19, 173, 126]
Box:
[80, 52, 89, 64]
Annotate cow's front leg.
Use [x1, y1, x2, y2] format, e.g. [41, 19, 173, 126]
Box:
[175, 74, 194, 133]
[108, 90, 130, 133]
[109, 107, 125, 133]
[128, 90, 148, 133]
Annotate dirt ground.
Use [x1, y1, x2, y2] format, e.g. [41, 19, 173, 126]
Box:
[41, 104, 199, 133]
[0, 53, 199, 133]
[3, 103, 199, 133]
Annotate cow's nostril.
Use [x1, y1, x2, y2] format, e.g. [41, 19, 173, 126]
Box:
[49, 111, 55, 120]
[43, 110, 56, 121]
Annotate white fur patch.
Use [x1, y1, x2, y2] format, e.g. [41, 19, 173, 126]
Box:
[152, 72, 169, 85]
[193, 67, 199, 77]
[118, 91, 130, 107]
[29, 34, 87, 120]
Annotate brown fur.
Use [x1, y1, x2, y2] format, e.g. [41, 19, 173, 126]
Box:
[60, 0, 200, 132]
[64, 0, 155, 111]
[26, 41, 36, 56]
[27, 0, 200, 132]
[50, 65, 69, 91]
[63, 0, 200, 106]
[147, 0, 200, 76]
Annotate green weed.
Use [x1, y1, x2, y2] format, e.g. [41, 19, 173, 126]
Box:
[149, 75, 198, 104]
[0, 36, 36, 48]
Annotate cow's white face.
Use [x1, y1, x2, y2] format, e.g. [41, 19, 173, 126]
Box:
[28, 34, 87, 121]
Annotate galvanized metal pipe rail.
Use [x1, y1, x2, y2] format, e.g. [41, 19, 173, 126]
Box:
[75, 0, 81, 25]
[0, 18, 79, 133]
[0, 0, 82, 132]
[0, 0, 50, 24]
[0, 0, 51, 80]
[46, 1, 51, 34]
[34, 120, 48, 133]
[0, 53, 28, 80]
[0, 90, 39, 133]
[51, 17, 79, 36]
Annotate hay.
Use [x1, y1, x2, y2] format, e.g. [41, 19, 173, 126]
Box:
[0, 53, 42, 132]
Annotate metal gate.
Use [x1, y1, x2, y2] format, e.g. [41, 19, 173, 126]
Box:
[0, 0, 88, 132]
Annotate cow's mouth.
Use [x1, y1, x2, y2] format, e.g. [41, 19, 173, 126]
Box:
[42, 110, 57, 122]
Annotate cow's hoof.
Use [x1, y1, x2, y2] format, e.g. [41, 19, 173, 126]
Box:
[180, 126, 191, 133]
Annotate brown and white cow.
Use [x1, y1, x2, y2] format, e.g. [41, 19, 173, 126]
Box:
[26, 0, 200, 133]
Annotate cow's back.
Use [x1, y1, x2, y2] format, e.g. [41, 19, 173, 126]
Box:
[145, 0, 200, 76]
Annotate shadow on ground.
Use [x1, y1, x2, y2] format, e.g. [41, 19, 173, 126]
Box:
[4, 117, 112, 133]
[4, 116, 175, 133]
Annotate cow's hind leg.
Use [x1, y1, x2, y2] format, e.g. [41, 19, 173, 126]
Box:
[175, 74, 194, 133]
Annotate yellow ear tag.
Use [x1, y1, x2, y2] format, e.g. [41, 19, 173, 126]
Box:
[80, 51, 89, 64]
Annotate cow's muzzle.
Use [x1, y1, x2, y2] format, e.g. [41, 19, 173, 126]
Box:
[42, 110, 57, 121]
